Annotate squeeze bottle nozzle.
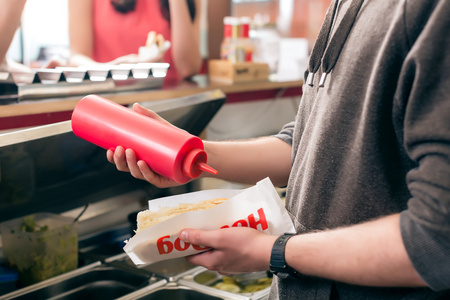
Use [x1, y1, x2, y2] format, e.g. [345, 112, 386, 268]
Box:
[71, 95, 217, 184]
[182, 148, 218, 179]
[197, 162, 219, 175]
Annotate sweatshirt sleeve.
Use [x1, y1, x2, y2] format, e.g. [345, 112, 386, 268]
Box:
[273, 121, 296, 146]
[398, 0, 450, 291]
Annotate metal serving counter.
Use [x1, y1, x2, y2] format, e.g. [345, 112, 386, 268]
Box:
[1, 254, 272, 300]
[0, 90, 273, 299]
[1, 219, 272, 300]
[0, 74, 303, 131]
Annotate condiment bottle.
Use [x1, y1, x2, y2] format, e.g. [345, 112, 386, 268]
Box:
[229, 17, 241, 63]
[71, 95, 217, 184]
[239, 16, 254, 62]
[220, 16, 233, 60]
[220, 16, 241, 62]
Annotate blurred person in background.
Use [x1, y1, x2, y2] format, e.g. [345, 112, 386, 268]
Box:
[64, 0, 202, 81]
[0, 0, 30, 73]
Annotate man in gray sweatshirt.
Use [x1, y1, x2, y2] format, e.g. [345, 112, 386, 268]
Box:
[109, 0, 449, 298]
[268, 0, 450, 298]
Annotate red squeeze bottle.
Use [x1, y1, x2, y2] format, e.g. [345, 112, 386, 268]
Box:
[71, 94, 218, 184]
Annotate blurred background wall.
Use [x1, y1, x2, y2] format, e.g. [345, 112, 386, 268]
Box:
[7, 0, 331, 66]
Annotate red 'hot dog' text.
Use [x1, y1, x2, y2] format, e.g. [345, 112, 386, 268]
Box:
[156, 207, 268, 255]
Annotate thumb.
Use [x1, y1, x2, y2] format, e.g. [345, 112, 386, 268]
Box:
[179, 229, 217, 249]
[132, 103, 173, 126]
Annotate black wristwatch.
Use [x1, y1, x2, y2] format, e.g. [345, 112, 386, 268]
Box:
[269, 233, 297, 278]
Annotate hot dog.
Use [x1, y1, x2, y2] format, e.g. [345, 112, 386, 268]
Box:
[136, 198, 228, 233]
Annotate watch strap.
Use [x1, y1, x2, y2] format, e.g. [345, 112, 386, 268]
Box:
[269, 233, 297, 278]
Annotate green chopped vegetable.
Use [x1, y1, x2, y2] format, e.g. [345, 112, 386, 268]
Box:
[211, 274, 272, 294]
[212, 282, 241, 293]
[20, 216, 49, 233]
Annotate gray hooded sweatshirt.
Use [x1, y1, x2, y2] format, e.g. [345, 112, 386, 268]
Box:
[272, 0, 450, 298]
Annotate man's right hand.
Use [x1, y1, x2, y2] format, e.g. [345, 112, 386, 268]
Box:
[106, 103, 185, 188]
[107, 146, 183, 188]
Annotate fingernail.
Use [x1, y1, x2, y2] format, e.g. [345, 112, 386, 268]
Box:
[180, 230, 188, 240]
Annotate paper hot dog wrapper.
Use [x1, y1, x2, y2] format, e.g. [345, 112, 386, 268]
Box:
[123, 177, 295, 265]
[139, 40, 171, 61]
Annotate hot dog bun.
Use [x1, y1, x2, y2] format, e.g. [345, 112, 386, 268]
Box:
[136, 198, 228, 233]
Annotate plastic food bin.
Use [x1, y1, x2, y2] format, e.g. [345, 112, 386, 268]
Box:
[1, 213, 78, 286]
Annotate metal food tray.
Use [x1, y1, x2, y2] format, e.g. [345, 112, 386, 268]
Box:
[0, 252, 268, 300]
[178, 267, 271, 300]
[110, 255, 199, 283]
[117, 282, 226, 300]
[0, 257, 267, 300]
[0, 262, 166, 300]
[105, 254, 270, 299]
[0, 63, 169, 104]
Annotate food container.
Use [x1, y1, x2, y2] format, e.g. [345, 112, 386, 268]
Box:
[196, 270, 272, 294]
[0, 213, 78, 286]
[138, 40, 171, 61]
[179, 267, 272, 299]
[208, 60, 269, 83]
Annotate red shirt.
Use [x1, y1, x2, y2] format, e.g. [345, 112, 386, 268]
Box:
[93, 0, 178, 80]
